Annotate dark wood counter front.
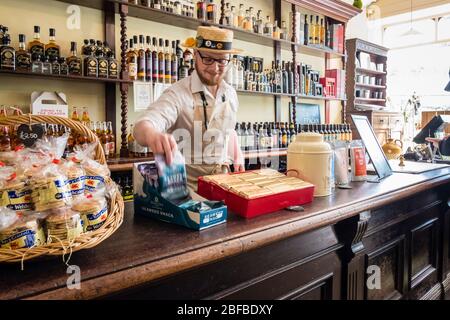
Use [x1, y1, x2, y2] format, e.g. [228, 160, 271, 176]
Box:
[2, 168, 450, 300]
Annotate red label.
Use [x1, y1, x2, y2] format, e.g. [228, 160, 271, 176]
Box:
[353, 148, 367, 176]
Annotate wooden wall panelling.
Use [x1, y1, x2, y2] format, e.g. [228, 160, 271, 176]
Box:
[104, 225, 342, 300]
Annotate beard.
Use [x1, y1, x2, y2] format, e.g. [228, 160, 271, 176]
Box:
[195, 59, 225, 86]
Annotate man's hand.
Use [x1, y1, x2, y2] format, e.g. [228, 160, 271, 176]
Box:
[135, 121, 177, 165]
[233, 164, 245, 172]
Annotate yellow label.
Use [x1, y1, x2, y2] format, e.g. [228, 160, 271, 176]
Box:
[0, 227, 46, 249]
[3, 188, 32, 211]
[82, 206, 108, 232]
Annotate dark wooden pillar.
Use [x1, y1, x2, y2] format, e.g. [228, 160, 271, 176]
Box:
[119, 3, 129, 157]
[105, 0, 117, 136]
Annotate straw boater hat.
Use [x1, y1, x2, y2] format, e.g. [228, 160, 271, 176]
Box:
[182, 26, 243, 54]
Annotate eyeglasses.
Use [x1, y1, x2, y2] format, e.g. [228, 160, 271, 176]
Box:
[197, 51, 230, 66]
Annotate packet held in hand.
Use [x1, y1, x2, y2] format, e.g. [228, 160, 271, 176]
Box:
[154, 150, 189, 202]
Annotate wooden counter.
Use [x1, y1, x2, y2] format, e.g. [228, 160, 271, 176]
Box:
[2, 168, 450, 300]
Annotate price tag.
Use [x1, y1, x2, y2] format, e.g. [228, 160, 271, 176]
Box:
[17, 124, 44, 147]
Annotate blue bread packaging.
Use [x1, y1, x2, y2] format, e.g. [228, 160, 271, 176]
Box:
[133, 151, 227, 230]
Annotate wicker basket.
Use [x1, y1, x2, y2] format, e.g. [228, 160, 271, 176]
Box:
[0, 115, 124, 263]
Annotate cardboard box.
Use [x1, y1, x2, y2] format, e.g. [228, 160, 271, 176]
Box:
[31, 91, 68, 117]
[133, 162, 227, 231]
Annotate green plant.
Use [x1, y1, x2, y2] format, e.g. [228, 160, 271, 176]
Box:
[353, 0, 363, 9]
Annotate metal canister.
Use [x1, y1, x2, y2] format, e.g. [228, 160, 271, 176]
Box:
[287, 132, 332, 197]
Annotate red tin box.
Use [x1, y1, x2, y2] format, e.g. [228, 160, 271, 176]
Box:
[197, 171, 315, 219]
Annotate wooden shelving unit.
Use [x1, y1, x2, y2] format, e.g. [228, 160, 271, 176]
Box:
[0, 70, 132, 84]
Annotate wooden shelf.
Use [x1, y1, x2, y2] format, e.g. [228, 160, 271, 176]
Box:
[354, 103, 387, 111]
[108, 156, 154, 172]
[296, 43, 346, 59]
[355, 97, 386, 103]
[236, 90, 295, 98]
[356, 67, 387, 76]
[298, 94, 347, 102]
[0, 70, 132, 84]
[355, 83, 386, 90]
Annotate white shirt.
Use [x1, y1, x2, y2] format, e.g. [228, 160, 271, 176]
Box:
[136, 70, 239, 134]
[136, 70, 242, 165]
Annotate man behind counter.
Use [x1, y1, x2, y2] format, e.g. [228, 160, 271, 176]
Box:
[134, 26, 245, 191]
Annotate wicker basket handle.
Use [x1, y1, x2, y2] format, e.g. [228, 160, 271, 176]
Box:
[0, 114, 106, 164]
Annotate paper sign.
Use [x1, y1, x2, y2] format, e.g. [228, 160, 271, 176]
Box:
[31, 91, 68, 117]
[134, 82, 153, 111]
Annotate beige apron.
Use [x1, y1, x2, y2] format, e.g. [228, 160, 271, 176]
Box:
[186, 91, 236, 192]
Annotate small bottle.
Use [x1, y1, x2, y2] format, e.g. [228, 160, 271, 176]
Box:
[158, 38, 165, 83]
[81, 107, 90, 123]
[280, 21, 288, 40]
[171, 40, 178, 83]
[59, 57, 69, 75]
[308, 16, 314, 45]
[237, 4, 245, 28]
[314, 16, 320, 45]
[45, 28, 60, 60]
[197, 0, 206, 21]
[206, 0, 216, 24]
[28, 26, 45, 57]
[0, 34, 15, 71]
[224, 2, 232, 26]
[71, 107, 80, 122]
[304, 15, 309, 45]
[107, 121, 116, 159]
[84, 40, 99, 77]
[272, 20, 280, 39]
[41, 55, 52, 74]
[16, 34, 32, 72]
[152, 37, 159, 83]
[320, 18, 325, 47]
[97, 41, 109, 78]
[100, 122, 110, 159]
[51, 56, 60, 75]
[145, 36, 152, 82]
[67, 42, 82, 76]
[164, 39, 171, 84]
[31, 54, 43, 73]
[264, 16, 273, 37]
[127, 38, 138, 81]
[137, 35, 146, 81]
[128, 124, 136, 157]
[108, 52, 118, 79]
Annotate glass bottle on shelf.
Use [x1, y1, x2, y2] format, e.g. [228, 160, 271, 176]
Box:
[224, 2, 232, 26]
[188, 59, 195, 76]
[108, 51, 118, 79]
[320, 18, 325, 47]
[308, 16, 314, 45]
[45, 28, 60, 61]
[237, 4, 245, 28]
[242, 10, 251, 31]
[84, 40, 98, 77]
[158, 38, 165, 83]
[81, 107, 90, 123]
[108, 121, 116, 158]
[0, 34, 15, 71]
[255, 10, 263, 34]
[71, 107, 80, 122]
[51, 56, 60, 75]
[231, 6, 239, 28]
[145, 36, 152, 82]
[197, 0, 206, 21]
[97, 41, 109, 79]
[127, 38, 138, 81]
[59, 57, 68, 75]
[314, 16, 320, 45]
[81, 39, 89, 57]
[67, 42, 82, 76]
[152, 37, 159, 83]
[164, 39, 172, 84]
[31, 54, 43, 73]
[28, 26, 45, 57]
[264, 16, 273, 38]
[272, 20, 280, 39]
[128, 124, 136, 157]
[171, 40, 178, 83]
[41, 55, 52, 74]
[100, 122, 110, 159]
[206, 0, 216, 24]
[237, 60, 244, 90]
[16, 34, 31, 72]
[304, 15, 309, 45]
[137, 35, 146, 81]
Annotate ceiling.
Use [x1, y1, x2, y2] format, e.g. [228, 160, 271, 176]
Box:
[374, 0, 450, 18]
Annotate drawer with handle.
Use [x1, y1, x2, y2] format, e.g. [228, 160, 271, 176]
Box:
[373, 115, 390, 129]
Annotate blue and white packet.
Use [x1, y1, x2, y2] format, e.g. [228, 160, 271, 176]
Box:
[154, 150, 189, 202]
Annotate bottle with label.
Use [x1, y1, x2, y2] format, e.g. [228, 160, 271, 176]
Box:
[273, 20, 280, 39]
[145, 36, 152, 82]
[107, 51, 118, 79]
[45, 28, 60, 60]
[107, 121, 116, 158]
[16, 34, 31, 72]
[84, 40, 98, 77]
[171, 40, 178, 83]
[308, 16, 314, 45]
[100, 122, 110, 159]
[127, 38, 138, 81]
[51, 56, 60, 75]
[81, 107, 90, 124]
[97, 42, 109, 79]
[152, 37, 159, 83]
[255, 10, 263, 34]
[231, 6, 239, 28]
[128, 124, 136, 157]
[188, 59, 195, 76]
[0, 35, 15, 71]
[264, 16, 273, 37]
[178, 58, 189, 80]
[280, 21, 288, 40]
[314, 16, 320, 45]
[206, 0, 216, 24]
[164, 39, 171, 84]
[320, 18, 325, 47]
[28, 26, 45, 57]
[137, 35, 146, 81]
[41, 55, 52, 74]
[31, 54, 43, 73]
[224, 2, 232, 26]
[197, 0, 206, 21]
[234, 4, 243, 28]
[71, 107, 80, 122]
[158, 38, 165, 83]
[59, 57, 68, 75]
[81, 39, 90, 57]
[304, 15, 309, 45]
[67, 42, 82, 76]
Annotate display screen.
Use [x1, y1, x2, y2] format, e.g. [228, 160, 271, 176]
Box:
[351, 115, 393, 180]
